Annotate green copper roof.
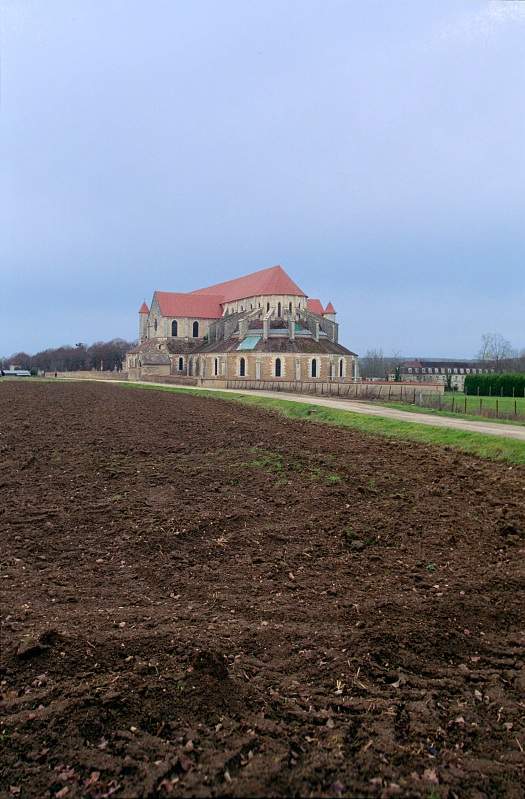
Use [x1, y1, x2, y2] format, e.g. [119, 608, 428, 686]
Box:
[237, 335, 261, 351]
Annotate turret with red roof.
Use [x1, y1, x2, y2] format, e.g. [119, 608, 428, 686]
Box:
[323, 302, 336, 322]
[138, 301, 149, 341]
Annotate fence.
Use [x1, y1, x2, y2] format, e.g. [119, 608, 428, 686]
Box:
[385, 390, 525, 422]
[225, 379, 443, 400]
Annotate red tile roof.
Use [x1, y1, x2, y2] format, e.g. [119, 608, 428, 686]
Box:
[324, 302, 336, 314]
[191, 264, 306, 303]
[154, 292, 224, 319]
[139, 301, 149, 314]
[307, 298, 324, 315]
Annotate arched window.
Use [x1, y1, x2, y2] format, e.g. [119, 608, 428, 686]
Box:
[171, 320, 178, 336]
[339, 358, 344, 378]
[192, 321, 199, 337]
[240, 357, 246, 377]
[154, 319, 158, 332]
[275, 358, 282, 377]
[277, 302, 281, 317]
[214, 358, 218, 376]
[311, 358, 317, 378]
[178, 357, 184, 371]
[267, 302, 270, 312]
[289, 302, 292, 312]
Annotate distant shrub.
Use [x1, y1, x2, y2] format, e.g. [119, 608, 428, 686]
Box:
[464, 373, 525, 397]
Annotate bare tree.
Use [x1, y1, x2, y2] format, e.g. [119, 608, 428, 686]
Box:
[477, 333, 516, 372]
[359, 348, 402, 379]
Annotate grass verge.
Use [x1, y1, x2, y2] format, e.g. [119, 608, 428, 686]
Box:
[115, 381, 525, 466]
[376, 400, 525, 427]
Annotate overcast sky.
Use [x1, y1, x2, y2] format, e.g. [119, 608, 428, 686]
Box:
[1, 0, 524, 357]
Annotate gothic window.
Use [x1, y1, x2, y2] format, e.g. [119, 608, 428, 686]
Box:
[277, 302, 281, 317]
[178, 357, 184, 371]
[214, 358, 218, 376]
[154, 319, 158, 332]
[171, 320, 178, 336]
[240, 357, 246, 377]
[311, 358, 318, 378]
[192, 321, 199, 337]
[289, 302, 292, 312]
[339, 358, 344, 378]
[267, 302, 270, 312]
[275, 358, 282, 377]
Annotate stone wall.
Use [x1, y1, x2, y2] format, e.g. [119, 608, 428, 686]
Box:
[55, 371, 129, 380]
[224, 379, 444, 399]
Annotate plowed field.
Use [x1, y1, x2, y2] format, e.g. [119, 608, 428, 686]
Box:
[1, 381, 524, 798]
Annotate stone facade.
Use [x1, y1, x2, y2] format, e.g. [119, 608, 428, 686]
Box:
[397, 359, 495, 391]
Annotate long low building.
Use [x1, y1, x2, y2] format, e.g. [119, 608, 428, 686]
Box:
[399, 358, 495, 390]
[126, 264, 358, 384]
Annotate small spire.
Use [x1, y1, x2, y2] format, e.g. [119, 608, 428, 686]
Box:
[139, 301, 149, 314]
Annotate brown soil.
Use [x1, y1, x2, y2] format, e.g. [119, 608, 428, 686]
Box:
[1, 381, 524, 799]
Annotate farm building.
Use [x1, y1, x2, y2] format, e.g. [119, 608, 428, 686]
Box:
[126, 265, 357, 384]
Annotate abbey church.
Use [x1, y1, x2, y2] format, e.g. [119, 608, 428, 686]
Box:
[126, 265, 357, 384]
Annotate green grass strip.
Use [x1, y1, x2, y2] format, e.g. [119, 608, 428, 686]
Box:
[377, 400, 525, 427]
[116, 381, 525, 466]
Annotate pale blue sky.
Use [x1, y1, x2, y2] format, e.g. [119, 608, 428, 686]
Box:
[1, 0, 524, 356]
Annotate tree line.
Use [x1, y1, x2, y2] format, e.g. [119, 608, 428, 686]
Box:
[1, 339, 136, 374]
[358, 333, 525, 379]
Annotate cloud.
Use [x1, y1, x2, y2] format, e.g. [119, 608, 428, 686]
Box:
[436, 1, 525, 45]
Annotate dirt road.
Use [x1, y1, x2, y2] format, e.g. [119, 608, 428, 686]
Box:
[1, 382, 524, 798]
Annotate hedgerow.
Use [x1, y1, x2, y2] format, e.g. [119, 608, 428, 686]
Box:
[464, 373, 525, 397]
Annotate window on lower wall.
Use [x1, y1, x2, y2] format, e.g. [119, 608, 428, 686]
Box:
[192, 321, 200, 337]
[311, 358, 317, 378]
[339, 359, 344, 378]
[275, 357, 282, 377]
[214, 358, 218, 376]
[178, 357, 184, 371]
[240, 357, 246, 377]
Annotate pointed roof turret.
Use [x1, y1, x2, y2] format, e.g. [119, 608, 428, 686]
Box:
[139, 301, 149, 314]
[324, 302, 336, 314]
